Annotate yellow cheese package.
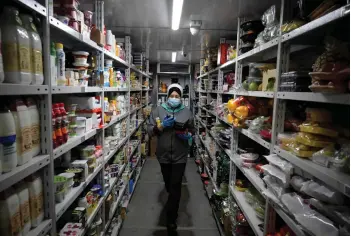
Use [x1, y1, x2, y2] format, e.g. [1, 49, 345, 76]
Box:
[295, 132, 334, 148]
[277, 132, 297, 151]
[299, 122, 338, 138]
[288, 142, 321, 158]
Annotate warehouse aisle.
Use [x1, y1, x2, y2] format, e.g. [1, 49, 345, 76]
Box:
[119, 158, 220, 236]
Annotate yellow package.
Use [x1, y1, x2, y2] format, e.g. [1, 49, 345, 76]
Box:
[295, 132, 334, 148]
[278, 133, 296, 151]
[305, 108, 332, 123]
[289, 141, 321, 158]
[299, 122, 338, 137]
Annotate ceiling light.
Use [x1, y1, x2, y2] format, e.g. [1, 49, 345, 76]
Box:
[172, 52, 177, 62]
[172, 0, 184, 30]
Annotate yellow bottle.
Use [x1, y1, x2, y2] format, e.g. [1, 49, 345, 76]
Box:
[109, 67, 114, 87]
[156, 117, 161, 128]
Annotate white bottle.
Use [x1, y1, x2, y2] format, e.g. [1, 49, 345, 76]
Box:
[0, 188, 22, 236]
[0, 107, 17, 173]
[1, 7, 32, 84]
[15, 182, 31, 235]
[20, 15, 44, 85]
[11, 99, 32, 166]
[26, 98, 40, 157]
[26, 175, 43, 227]
[56, 43, 66, 86]
[50, 42, 57, 86]
[0, 28, 4, 83]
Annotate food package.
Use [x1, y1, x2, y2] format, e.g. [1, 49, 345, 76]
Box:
[263, 175, 288, 198]
[261, 164, 290, 188]
[278, 132, 297, 150]
[290, 175, 305, 192]
[281, 193, 339, 236]
[330, 144, 350, 173]
[281, 19, 305, 34]
[254, 5, 279, 47]
[288, 141, 321, 158]
[299, 121, 338, 137]
[248, 116, 265, 133]
[264, 154, 293, 176]
[311, 146, 335, 167]
[295, 132, 334, 148]
[300, 179, 344, 205]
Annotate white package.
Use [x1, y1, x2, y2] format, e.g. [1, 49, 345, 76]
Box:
[300, 180, 344, 205]
[290, 175, 305, 192]
[263, 175, 288, 198]
[262, 164, 290, 188]
[281, 193, 339, 236]
[264, 154, 294, 176]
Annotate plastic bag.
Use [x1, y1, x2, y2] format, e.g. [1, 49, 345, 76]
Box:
[290, 175, 305, 192]
[261, 164, 290, 188]
[263, 175, 288, 198]
[296, 132, 334, 148]
[312, 146, 335, 167]
[300, 179, 344, 205]
[248, 116, 265, 133]
[281, 193, 339, 236]
[264, 154, 294, 176]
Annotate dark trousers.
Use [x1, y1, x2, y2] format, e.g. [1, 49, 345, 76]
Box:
[160, 163, 186, 224]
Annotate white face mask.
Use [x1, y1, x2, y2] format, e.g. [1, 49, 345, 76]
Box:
[168, 98, 181, 107]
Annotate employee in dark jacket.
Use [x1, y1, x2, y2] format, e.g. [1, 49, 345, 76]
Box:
[148, 83, 194, 232]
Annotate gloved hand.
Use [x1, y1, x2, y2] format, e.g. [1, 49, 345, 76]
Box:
[162, 116, 175, 128]
[176, 132, 192, 140]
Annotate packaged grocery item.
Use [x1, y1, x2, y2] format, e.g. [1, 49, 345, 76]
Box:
[26, 175, 43, 227]
[26, 98, 40, 157]
[311, 146, 335, 167]
[295, 132, 333, 148]
[277, 132, 296, 150]
[330, 144, 349, 172]
[299, 121, 338, 137]
[281, 193, 339, 236]
[11, 99, 33, 166]
[263, 175, 287, 198]
[0, 106, 17, 173]
[20, 15, 43, 85]
[15, 181, 31, 234]
[1, 7, 32, 85]
[264, 154, 293, 176]
[279, 71, 311, 92]
[261, 164, 290, 188]
[72, 51, 89, 64]
[0, 188, 22, 236]
[56, 43, 66, 86]
[50, 42, 57, 86]
[289, 141, 321, 158]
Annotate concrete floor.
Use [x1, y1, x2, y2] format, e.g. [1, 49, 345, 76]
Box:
[119, 158, 220, 236]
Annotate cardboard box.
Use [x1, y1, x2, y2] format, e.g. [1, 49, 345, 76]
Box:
[91, 28, 104, 46]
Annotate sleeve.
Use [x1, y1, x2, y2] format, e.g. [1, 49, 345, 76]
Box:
[147, 107, 161, 136]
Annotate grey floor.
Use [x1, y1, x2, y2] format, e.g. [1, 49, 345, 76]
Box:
[119, 158, 220, 236]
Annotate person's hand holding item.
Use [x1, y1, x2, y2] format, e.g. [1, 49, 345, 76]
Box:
[176, 132, 193, 146]
[162, 116, 175, 128]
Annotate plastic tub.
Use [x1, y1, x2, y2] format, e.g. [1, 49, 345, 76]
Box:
[58, 16, 70, 25]
[72, 51, 89, 64]
[55, 189, 66, 203]
[76, 126, 86, 136]
[54, 176, 67, 192]
[76, 117, 86, 127]
[59, 172, 75, 187]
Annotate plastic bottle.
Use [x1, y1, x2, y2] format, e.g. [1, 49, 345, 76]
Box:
[53, 104, 63, 146]
[56, 43, 66, 86]
[50, 42, 57, 86]
[15, 182, 31, 234]
[59, 103, 68, 143]
[0, 188, 22, 236]
[26, 175, 43, 227]
[11, 99, 33, 166]
[0, 29, 5, 83]
[20, 14, 43, 85]
[52, 109, 57, 149]
[0, 106, 17, 173]
[25, 98, 40, 157]
[1, 7, 31, 84]
[104, 97, 109, 112]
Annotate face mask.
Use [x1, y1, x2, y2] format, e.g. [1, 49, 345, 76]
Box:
[168, 98, 181, 107]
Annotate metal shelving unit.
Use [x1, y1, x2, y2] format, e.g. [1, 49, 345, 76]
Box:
[0, 1, 151, 235]
[195, 1, 350, 236]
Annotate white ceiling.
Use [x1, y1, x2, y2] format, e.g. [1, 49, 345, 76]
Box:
[101, 0, 279, 63]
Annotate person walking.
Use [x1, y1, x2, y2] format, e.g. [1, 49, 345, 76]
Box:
[148, 83, 194, 233]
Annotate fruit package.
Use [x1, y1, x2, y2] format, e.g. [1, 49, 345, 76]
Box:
[295, 132, 334, 148]
[289, 141, 321, 158]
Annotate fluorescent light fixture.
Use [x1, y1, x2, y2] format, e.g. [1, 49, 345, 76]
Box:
[172, 52, 177, 62]
[172, 0, 184, 30]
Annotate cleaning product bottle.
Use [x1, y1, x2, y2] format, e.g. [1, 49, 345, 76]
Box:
[0, 188, 22, 236]
[1, 7, 31, 84]
[0, 105, 17, 173]
[11, 99, 33, 165]
[50, 42, 57, 86]
[20, 14, 43, 85]
[56, 43, 66, 86]
[15, 181, 31, 235]
[0, 28, 4, 83]
[26, 175, 43, 227]
[25, 98, 40, 157]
